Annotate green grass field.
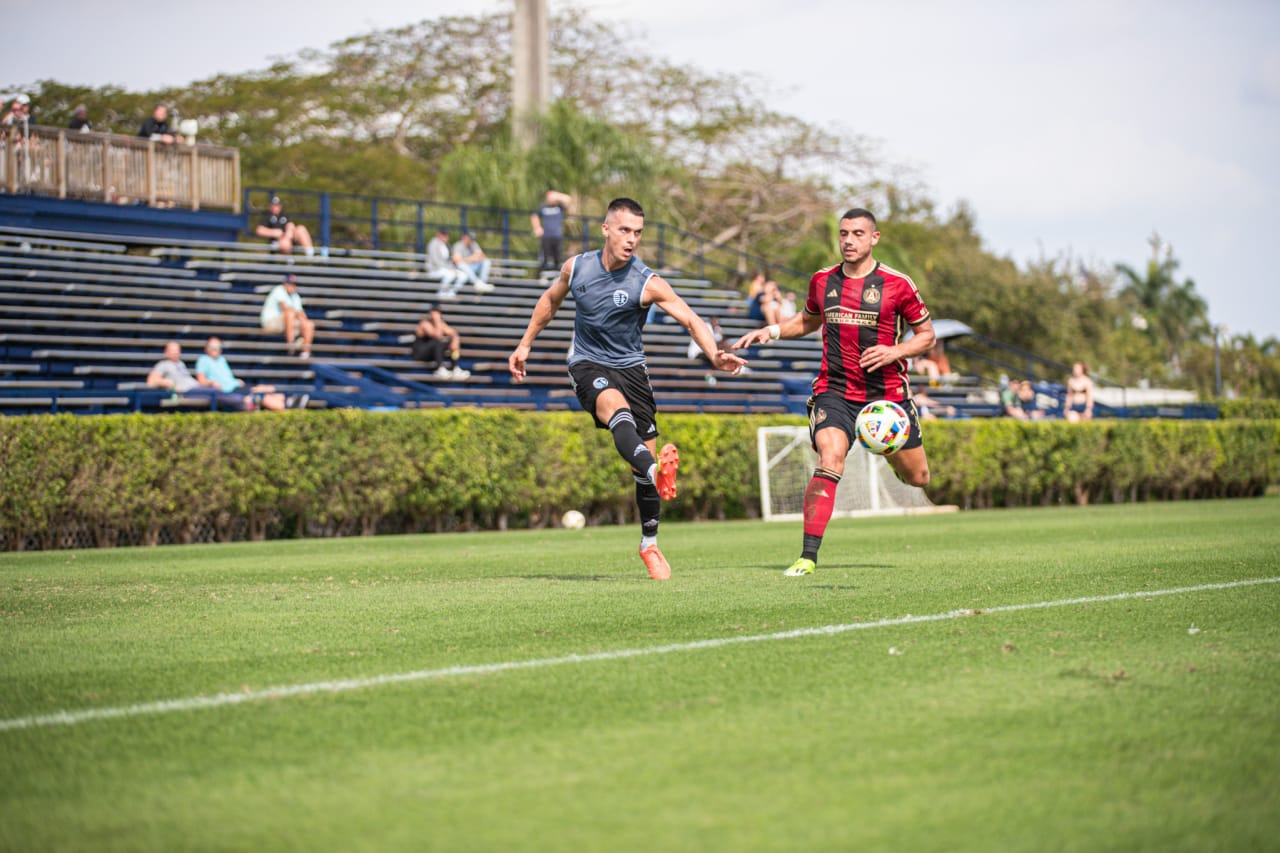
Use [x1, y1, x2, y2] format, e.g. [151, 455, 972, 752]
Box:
[2, 499, 1279, 852]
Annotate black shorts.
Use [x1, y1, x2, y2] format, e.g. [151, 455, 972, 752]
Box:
[411, 336, 447, 365]
[808, 393, 924, 452]
[569, 362, 659, 438]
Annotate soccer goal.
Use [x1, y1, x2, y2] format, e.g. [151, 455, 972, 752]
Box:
[757, 425, 953, 522]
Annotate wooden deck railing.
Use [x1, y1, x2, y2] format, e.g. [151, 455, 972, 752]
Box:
[1, 125, 240, 212]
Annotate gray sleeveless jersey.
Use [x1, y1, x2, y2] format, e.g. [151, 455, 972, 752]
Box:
[565, 250, 655, 368]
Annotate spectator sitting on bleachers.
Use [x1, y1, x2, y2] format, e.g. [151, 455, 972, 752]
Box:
[778, 290, 798, 319]
[195, 336, 289, 411]
[746, 274, 781, 325]
[138, 104, 181, 145]
[255, 196, 315, 257]
[260, 274, 314, 359]
[913, 340, 954, 384]
[1001, 375, 1028, 420]
[1063, 361, 1095, 422]
[1017, 379, 1046, 419]
[448, 232, 495, 296]
[913, 388, 956, 420]
[146, 340, 225, 404]
[687, 316, 724, 383]
[425, 228, 464, 297]
[411, 305, 470, 380]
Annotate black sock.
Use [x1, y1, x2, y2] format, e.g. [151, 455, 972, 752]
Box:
[802, 533, 823, 562]
[608, 409, 656, 479]
[636, 477, 660, 539]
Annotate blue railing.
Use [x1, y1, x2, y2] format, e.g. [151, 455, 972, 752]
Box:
[242, 186, 811, 289]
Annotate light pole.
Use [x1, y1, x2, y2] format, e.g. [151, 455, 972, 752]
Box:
[512, 0, 549, 150]
[1213, 324, 1228, 399]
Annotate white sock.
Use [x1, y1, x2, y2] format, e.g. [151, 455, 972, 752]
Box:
[640, 535, 658, 550]
[645, 463, 657, 484]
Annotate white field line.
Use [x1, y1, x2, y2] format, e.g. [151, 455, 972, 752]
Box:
[3, 576, 1277, 733]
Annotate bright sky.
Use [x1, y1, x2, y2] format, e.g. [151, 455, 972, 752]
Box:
[4, 0, 1278, 340]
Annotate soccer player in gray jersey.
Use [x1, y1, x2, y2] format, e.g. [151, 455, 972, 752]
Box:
[509, 198, 747, 579]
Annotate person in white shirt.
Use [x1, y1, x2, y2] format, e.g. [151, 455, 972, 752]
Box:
[259, 274, 315, 358]
[425, 228, 464, 298]
[449, 233, 495, 295]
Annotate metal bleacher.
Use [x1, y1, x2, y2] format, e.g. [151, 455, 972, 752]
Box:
[0, 225, 833, 416]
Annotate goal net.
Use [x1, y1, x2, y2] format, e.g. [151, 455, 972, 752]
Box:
[757, 425, 947, 522]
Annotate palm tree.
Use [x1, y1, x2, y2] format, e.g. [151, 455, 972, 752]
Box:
[1115, 232, 1209, 369]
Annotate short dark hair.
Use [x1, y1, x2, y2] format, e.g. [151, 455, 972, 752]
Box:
[607, 197, 644, 219]
[840, 207, 877, 226]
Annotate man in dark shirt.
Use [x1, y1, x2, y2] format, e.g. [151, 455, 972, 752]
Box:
[138, 104, 180, 144]
[255, 196, 315, 256]
[530, 189, 572, 273]
[68, 105, 91, 132]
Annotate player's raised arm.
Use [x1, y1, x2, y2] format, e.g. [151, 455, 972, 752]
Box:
[646, 275, 747, 375]
[508, 258, 573, 382]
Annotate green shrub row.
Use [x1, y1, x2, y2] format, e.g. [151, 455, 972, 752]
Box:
[0, 411, 1275, 549]
[923, 418, 1278, 509]
[1218, 398, 1280, 420]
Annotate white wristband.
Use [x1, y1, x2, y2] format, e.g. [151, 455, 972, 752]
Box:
[767, 324, 781, 342]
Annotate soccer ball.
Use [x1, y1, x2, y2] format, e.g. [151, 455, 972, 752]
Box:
[855, 400, 911, 456]
[561, 509, 586, 529]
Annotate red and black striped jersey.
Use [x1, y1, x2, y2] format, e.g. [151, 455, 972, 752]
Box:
[804, 261, 930, 403]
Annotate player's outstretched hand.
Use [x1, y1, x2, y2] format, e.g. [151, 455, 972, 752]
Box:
[714, 349, 748, 376]
[730, 328, 770, 350]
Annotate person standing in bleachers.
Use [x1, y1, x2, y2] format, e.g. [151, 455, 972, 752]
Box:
[260, 274, 315, 359]
[68, 104, 92, 132]
[3, 95, 32, 138]
[531, 189, 573, 274]
[138, 104, 182, 145]
[448, 232, 495, 295]
[255, 195, 315, 257]
[411, 305, 470, 380]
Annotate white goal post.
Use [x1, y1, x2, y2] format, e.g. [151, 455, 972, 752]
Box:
[757, 425, 956, 522]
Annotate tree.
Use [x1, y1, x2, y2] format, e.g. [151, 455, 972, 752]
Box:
[1115, 232, 1210, 370]
[5, 10, 1249, 397]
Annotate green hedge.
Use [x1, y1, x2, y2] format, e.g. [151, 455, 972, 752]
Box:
[1217, 398, 1280, 420]
[0, 411, 1275, 549]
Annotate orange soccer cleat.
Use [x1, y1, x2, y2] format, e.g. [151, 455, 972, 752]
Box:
[655, 443, 680, 500]
[638, 545, 671, 581]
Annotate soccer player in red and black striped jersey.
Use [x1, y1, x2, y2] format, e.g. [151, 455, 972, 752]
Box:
[733, 208, 937, 576]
